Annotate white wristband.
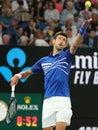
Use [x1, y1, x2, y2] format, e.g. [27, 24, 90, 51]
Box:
[15, 73, 22, 79]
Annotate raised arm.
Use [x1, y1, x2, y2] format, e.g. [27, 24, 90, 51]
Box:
[70, 18, 92, 54]
[10, 69, 33, 87]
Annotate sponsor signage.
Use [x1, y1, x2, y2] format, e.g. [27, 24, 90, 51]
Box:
[67, 119, 98, 130]
[0, 93, 42, 130]
[71, 51, 98, 85]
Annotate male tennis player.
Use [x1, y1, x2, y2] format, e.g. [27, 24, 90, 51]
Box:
[10, 18, 92, 130]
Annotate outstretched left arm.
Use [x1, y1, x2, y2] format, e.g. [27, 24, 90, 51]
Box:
[70, 18, 92, 54]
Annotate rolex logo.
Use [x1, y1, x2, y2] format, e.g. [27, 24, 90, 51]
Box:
[24, 96, 31, 104]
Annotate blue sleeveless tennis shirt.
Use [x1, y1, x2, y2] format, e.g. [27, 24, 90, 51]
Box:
[30, 48, 74, 99]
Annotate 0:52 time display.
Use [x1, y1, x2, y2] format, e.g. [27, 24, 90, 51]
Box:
[16, 116, 38, 127]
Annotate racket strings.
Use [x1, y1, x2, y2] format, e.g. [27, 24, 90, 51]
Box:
[6, 99, 17, 124]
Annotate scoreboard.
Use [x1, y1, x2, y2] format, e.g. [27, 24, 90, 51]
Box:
[0, 93, 42, 130]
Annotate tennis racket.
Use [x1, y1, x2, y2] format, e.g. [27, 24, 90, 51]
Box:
[6, 85, 17, 124]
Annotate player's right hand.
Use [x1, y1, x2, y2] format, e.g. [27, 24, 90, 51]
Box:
[10, 75, 19, 87]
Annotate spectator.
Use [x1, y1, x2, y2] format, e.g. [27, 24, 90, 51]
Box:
[74, 0, 86, 12]
[33, 1, 45, 24]
[11, 0, 19, 12]
[22, 0, 29, 11]
[61, 17, 78, 36]
[43, 20, 62, 42]
[60, 1, 77, 24]
[44, 1, 60, 23]
[41, 0, 50, 11]
[83, 29, 98, 48]
[0, 8, 14, 30]
[2, 34, 10, 45]
[7, 18, 19, 45]
[11, 0, 29, 12]
[27, 0, 37, 13]
[91, 0, 96, 5]
[0, 7, 6, 22]
[79, 6, 92, 20]
[62, 0, 70, 9]
[92, 0, 98, 15]
[3, 0, 11, 9]
[24, 18, 37, 40]
[73, 13, 83, 30]
[13, 0, 30, 23]
[65, 27, 75, 46]
[55, 0, 63, 14]
[19, 35, 29, 46]
[90, 12, 98, 30]
[15, 26, 24, 45]
[30, 29, 50, 47]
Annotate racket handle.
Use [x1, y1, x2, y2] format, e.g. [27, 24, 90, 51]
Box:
[11, 85, 15, 92]
[11, 85, 16, 98]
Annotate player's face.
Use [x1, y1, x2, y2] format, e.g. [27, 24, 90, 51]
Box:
[53, 35, 68, 51]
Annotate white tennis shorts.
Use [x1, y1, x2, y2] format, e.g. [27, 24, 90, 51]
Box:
[42, 96, 73, 128]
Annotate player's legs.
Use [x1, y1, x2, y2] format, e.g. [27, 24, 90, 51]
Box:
[43, 126, 53, 130]
[55, 106, 72, 130]
[42, 98, 56, 129]
[42, 97, 72, 130]
[56, 122, 67, 130]
[42, 122, 67, 130]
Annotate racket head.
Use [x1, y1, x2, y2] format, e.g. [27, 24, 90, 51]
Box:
[6, 97, 17, 124]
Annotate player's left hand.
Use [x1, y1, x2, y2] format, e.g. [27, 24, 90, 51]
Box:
[82, 17, 92, 28]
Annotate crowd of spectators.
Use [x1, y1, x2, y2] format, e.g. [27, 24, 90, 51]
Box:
[0, 0, 98, 48]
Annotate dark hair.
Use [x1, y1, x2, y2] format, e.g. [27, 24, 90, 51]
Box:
[16, 25, 23, 30]
[66, 27, 72, 31]
[48, 1, 55, 8]
[53, 31, 67, 39]
[18, 0, 23, 5]
[74, 13, 79, 17]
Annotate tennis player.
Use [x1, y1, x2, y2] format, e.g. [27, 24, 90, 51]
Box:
[10, 18, 92, 130]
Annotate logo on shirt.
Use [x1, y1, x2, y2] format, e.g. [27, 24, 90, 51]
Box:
[42, 57, 69, 75]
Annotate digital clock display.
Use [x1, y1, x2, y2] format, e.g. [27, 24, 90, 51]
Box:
[16, 116, 38, 127]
